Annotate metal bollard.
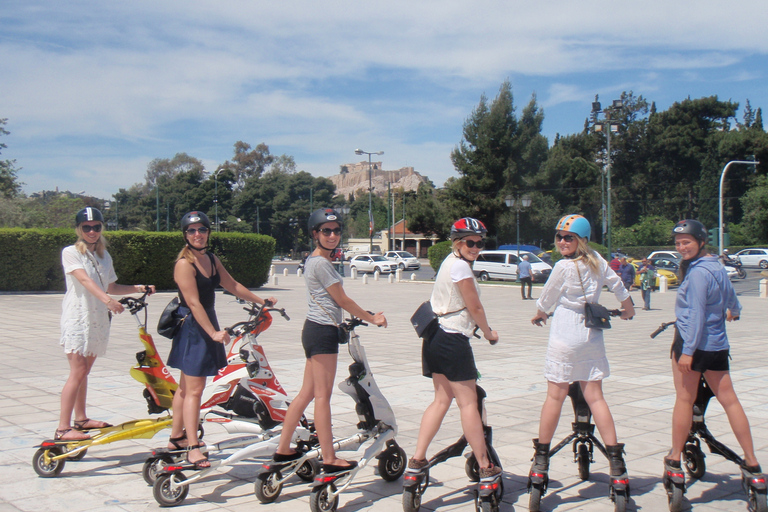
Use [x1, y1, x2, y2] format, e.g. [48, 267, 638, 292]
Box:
[411, 273, 416, 281]
[297, 268, 303, 277]
[270, 265, 275, 276]
[283, 268, 288, 277]
[362, 274, 368, 284]
[388, 273, 395, 283]
[396, 269, 402, 282]
[374, 271, 380, 281]
[351, 268, 357, 279]
[760, 278, 767, 298]
[271, 275, 278, 286]
[659, 275, 668, 293]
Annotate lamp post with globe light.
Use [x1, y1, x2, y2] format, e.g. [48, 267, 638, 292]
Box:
[354, 148, 384, 253]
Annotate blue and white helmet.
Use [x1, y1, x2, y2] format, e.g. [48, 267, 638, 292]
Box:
[555, 214, 591, 240]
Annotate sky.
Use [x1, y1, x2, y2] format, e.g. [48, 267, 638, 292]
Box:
[3, 1, 768, 199]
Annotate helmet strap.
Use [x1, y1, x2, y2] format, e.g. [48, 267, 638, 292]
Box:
[184, 232, 208, 253]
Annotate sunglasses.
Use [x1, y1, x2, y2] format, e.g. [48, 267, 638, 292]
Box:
[81, 224, 102, 233]
[555, 234, 576, 242]
[318, 228, 342, 236]
[186, 227, 209, 235]
[463, 239, 486, 249]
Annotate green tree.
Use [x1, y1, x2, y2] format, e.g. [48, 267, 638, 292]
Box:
[738, 174, 768, 243]
[0, 119, 23, 199]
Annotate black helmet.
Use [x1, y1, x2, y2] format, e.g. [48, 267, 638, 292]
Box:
[308, 208, 342, 232]
[75, 207, 104, 226]
[450, 217, 487, 240]
[181, 211, 211, 233]
[672, 219, 707, 243]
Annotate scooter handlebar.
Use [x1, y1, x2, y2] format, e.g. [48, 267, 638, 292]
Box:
[650, 320, 677, 339]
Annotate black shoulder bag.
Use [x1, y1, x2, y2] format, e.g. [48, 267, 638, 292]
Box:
[577, 264, 612, 330]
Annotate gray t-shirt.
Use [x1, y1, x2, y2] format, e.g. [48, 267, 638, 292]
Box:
[305, 255, 343, 325]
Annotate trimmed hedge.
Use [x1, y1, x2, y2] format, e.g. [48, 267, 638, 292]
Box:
[428, 241, 453, 273]
[0, 229, 275, 292]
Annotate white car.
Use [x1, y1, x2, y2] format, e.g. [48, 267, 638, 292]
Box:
[384, 251, 421, 270]
[734, 248, 768, 269]
[472, 250, 552, 282]
[647, 250, 682, 261]
[348, 254, 394, 274]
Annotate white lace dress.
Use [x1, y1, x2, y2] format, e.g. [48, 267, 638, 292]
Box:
[60, 246, 117, 357]
[535, 254, 629, 383]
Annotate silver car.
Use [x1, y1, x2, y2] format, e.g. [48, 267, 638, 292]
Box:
[384, 251, 421, 270]
[734, 248, 768, 269]
[348, 254, 394, 274]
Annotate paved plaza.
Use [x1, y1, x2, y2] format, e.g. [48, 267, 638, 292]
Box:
[2, 271, 768, 511]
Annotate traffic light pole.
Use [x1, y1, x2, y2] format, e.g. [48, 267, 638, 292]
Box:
[718, 160, 759, 256]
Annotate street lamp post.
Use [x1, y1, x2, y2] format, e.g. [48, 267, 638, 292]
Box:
[719, 160, 759, 255]
[354, 148, 384, 253]
[592, 98, 624, 260]
[336, 205, 350, 276]
[214, 168, 225, 232]
[505, 194, 532, 261]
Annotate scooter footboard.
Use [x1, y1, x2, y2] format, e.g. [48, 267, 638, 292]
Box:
[328, 429, 396, 496]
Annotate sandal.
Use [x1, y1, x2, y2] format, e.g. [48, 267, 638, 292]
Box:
[73, 418, 112, 430]
[272, 450, 301, 463]
[168, 435, 187, 451]
[54, 428, 90, 441]
[322, 460, 358, 473]
[186, 445, 211, 469]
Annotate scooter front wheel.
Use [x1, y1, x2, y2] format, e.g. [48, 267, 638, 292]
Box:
[309, 482, 338, 512]
[466, 453, 479, 482]
[153, 472, 189, 507]
[33, 447, 65, 478]
[683, 444, 705, 479]
[68, 448, 87, 461]
[143, 455, 175, 485]
[577, 443, 590, 481]
[479, 498, 499, 512]
[666, 483, 684, 512]
[613, 491, 628, 512]
[749, 489, 768, 512]
[402, 487, 422, 512]
[254, 470, 283, 504]
[379, 446, 407, 482]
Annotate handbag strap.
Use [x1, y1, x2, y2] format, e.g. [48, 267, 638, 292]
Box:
[575, 262, 590, 302]
[309, 292, 341, 328]
[84, 251, 108, 291]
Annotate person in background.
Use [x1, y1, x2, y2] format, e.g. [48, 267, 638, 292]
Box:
[56, 207, 155, 441]
[618, 257, 635, 291]
[518, 254, 533, 300]
[530, 214, 634, 494]
[609, 255, 621, 273]
[408, 217, 501, 483]
[638, 258, 656, 310]
[663, 219, 763, 491]
[272, 208, 387, 474]
[167, 211, 277, 468]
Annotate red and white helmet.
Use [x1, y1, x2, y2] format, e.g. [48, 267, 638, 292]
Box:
[450, 217, 487, 240]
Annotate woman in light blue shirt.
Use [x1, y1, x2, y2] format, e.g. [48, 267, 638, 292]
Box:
[664, 220, 762, 486]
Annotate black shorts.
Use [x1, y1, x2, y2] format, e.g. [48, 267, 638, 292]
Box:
[671, 327, 730, 372]
[301, 319, 340, 358]
[422, 327, 478, 382]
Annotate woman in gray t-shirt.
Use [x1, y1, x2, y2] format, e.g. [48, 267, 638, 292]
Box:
[272, 208, 387, 474]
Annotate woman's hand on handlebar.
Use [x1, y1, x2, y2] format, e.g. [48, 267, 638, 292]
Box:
[263, 297, 278, 306]
[106, 298, 125, 315]
[531, 310, 548, 327]
[211, 330, 231, 344]
[619, 298, 635, 320]
[370, 312, 387, 328]
[484, 329, 499, 344]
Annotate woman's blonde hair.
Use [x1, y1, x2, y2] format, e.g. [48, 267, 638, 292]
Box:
[176, 245, 196, 264]
[567, 235, 601, 273]
[74, 225, 107, 257]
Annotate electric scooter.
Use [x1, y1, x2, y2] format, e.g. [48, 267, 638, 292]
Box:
[651, 320, 767, 512]
[254, 315, 407, 512]
[528, 309, 629, 512]
[33, 289, 178, 478]
[149, 302, 321, 507]
[401, 385, 503, 512]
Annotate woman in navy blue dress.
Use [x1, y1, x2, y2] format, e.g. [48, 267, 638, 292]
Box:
[167, 211, 276, 468]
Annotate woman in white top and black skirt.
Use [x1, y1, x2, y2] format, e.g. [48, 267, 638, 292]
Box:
[529, 214, 634, 489]
[408, 217, 501, 480]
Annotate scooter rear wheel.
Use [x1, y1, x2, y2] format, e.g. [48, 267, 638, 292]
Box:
[379, 446, 407, 482]
[479, 497, 499, 512]
[254, 470, 283, 503]
[402, 487, 422, 512]
[67, 448, 87, 461]
[529, 485, 543, 512]
[143, 455, 175, 485]
[153, 472, 189, 507]
[309, 482, 339, 512]
[577, 443, 590, 481]
[465, 453, 479, 482]
[683, 444, 705, 479]
[666, 483, 684, 512]
[749, 489, 768, 512]
[613, 491, 627, 512]
[33, 447, 65, 478]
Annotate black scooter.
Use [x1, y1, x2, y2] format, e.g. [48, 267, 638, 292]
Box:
[651, 320, 767, 512]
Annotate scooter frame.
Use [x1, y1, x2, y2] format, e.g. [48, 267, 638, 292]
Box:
[651, 320, 767, 512]
[33, 290, 178, 478]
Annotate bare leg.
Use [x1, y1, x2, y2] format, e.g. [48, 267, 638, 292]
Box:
[275, 359, 315, 455]
[580, 380, 617, 445]
[180, 373, 207, 463]
[59, 353, 96, 431]
[669, 360, 700, 460]
[412, 374, 454, 461]
[450, 379, 491, 468]
[705, 370, 760, 467]
[309, 353, 351, 466]
[168, 379, 186, 447]
[538, 381, 569, 444]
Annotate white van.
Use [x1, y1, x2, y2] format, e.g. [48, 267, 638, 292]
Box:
[472, 250, 552, 282]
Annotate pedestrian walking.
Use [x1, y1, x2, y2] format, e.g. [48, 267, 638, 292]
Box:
[519, 254, 533, 300]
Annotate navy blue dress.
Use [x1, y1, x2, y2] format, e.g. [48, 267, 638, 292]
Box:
[167, 253, 226, 377]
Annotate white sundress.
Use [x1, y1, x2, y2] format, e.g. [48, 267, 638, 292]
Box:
[535, 254, 629, 383]
[60, 246, 117, 357]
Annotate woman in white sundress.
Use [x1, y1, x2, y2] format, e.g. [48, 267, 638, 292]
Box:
[528, 214, 634, 490]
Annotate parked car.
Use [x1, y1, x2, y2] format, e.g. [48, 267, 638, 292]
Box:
[348, 254, 394, 274]
[383, 250, 420, 270]
[472, 250, 552, 283]
[734, 248, 768, 269]
[631, 259, 679, 289]
[647, 250, 682, 261]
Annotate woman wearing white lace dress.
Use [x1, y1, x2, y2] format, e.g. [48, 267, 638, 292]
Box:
[56, 207, 155, 441]
[528, 214, 634, 491]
